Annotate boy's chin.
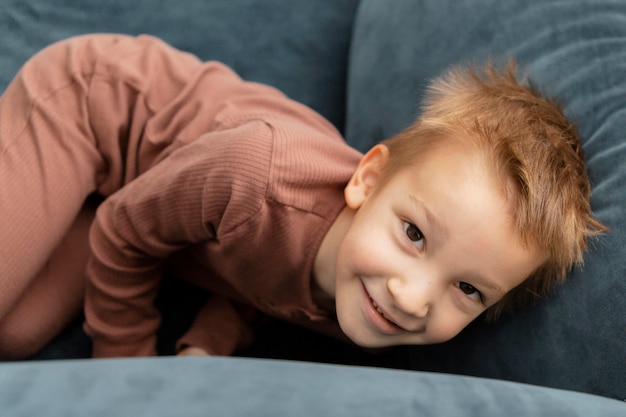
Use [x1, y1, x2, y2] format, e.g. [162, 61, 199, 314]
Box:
[336, 317, 392, 348]
[337, 315, 456, 347]
[345, 333, 390, 349]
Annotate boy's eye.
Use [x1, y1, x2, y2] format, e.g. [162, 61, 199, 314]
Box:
[403, 222, 425, 249]
[458, 282, 483, 303]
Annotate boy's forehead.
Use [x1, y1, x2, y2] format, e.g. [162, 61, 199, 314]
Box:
[389, 144, 544, 289]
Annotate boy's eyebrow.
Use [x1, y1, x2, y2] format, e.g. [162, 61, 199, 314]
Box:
[409, 194, 448, 238]
[464, 272, 507, 297]
[409, 195, 506, 297]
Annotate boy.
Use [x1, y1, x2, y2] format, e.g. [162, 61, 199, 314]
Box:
[0, 34, 606, 359]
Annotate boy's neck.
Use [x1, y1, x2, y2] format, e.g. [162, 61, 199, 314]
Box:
[311, 205, 354, 312]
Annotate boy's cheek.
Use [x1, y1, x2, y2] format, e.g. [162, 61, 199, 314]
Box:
[421, 315, 473, 344]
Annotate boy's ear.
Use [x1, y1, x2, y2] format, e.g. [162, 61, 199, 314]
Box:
[344, 144, 390, 209]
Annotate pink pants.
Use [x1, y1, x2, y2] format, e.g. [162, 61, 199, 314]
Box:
[0, 34, 213, 358]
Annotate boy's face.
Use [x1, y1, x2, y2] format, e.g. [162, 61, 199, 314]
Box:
[331, 141, 546, 348]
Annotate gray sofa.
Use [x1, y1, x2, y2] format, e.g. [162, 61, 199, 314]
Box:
[1, 0, 624, 414]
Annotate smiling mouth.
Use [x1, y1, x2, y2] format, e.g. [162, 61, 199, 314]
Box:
[360, 282, 406, 334]
[360, 281, 427, 335]
[368, 295, 402, 329]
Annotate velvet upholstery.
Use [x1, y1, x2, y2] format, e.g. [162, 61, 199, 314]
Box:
[1, 357, 624, 416]
[347, 0, 626, 400]
[0, 0, 359, 130]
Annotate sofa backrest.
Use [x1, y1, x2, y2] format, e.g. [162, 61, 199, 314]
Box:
[0, 0, 359, 131]
[347, 0, 626, 401]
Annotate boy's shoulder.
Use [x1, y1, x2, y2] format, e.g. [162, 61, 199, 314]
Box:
[206, 94, 362, 216]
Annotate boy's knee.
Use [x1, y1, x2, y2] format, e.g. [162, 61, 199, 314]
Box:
[0, 320, 47, 360]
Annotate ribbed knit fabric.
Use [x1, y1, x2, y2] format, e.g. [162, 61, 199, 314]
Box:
[0, 34, 362, 357]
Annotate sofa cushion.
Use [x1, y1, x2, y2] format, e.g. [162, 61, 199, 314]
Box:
[0, 0, 359, 130]
[2, 356, 626, 417]
[347, 0, 626, 401]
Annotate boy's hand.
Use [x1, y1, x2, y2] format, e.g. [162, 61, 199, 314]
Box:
[177, 346, 210, 356]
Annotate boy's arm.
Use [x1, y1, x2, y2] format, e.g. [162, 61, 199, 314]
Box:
[84, 142, 214, 357]
[84, 122, 274, 358]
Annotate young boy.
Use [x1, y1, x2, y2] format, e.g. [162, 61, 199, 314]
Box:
[0, 34, 606, 359]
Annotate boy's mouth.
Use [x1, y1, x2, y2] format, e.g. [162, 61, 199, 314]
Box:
[361, 281, 406, 333]
[369, 296, 400, 327]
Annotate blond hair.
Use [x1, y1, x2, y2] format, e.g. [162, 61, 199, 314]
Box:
[381, 60, 608, 319]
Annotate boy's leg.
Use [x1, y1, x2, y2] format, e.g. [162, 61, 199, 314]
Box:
[0, 33, 218, 357]
[0, 203, 95, 359]
[0, 36, 118, 356]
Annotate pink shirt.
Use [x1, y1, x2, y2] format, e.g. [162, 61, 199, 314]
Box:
[76, 35, 363, 357]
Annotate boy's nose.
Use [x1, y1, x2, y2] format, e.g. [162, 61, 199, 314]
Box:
[386, 275, 431, 319]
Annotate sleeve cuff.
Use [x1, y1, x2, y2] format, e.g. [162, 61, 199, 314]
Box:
[175, 296, 257, 356]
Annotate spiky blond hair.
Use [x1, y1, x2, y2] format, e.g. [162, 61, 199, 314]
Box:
[381, 60, 607, 319]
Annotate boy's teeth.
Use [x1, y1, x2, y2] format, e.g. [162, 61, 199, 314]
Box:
[370, 296, 395, 326]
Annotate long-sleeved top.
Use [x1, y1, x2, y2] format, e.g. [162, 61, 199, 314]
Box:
[64, 34, 365, 356]
[0, 32, 363, 357]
